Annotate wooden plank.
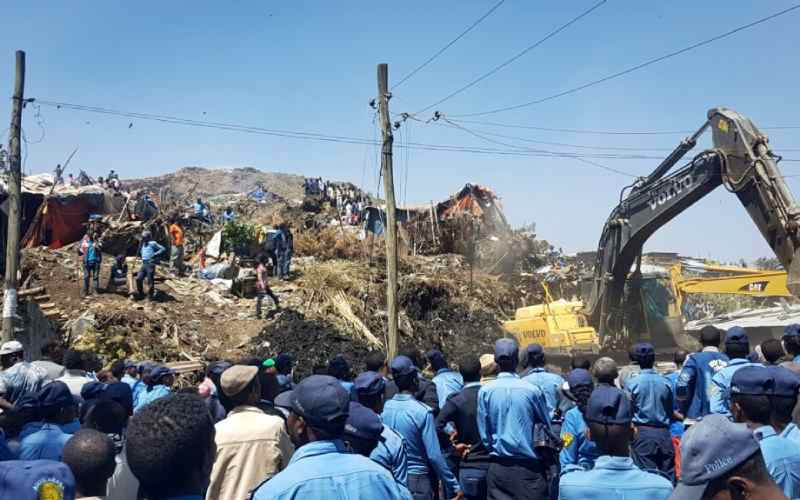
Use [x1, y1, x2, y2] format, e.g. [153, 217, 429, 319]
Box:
[37, 303, 57, 309]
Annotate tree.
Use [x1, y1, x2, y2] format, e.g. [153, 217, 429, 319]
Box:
[752, 257, 783, 270]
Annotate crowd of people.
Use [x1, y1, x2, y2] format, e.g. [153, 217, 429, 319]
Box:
[304, 178, 370, 226]
[2, 323, 800, 498]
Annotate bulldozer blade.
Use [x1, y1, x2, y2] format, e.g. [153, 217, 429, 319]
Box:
[788, 249, 800, 298]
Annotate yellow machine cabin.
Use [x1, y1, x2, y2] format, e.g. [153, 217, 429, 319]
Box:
[502, 286, 600, 355]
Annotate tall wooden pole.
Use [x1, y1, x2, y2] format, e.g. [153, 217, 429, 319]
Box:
[377, 63, 398, 360]
[3, 51, 25, 341]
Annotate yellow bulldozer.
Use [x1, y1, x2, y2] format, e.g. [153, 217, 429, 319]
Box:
[503, 262, 793, 358]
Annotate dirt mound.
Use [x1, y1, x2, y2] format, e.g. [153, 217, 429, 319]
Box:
[124, 166, 305, 202]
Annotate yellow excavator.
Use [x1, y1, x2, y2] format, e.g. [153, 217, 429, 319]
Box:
[503, 108, 800, 357]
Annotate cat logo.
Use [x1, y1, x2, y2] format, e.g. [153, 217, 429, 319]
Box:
[561, 432, 574, 448]
[34, 478, 65, 500]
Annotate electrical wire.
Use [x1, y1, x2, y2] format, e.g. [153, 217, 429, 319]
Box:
[33, 99, 800, 171]
[413, 0, 607, 115]
[450, 3, 800, 117]
[444, 118, 800, 136]
[392, 0, 506, 90]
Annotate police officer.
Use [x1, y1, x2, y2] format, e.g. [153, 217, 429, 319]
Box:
[558, 386, 672, 500]
[382, 356, 462, 500]
[521, 344, 566, 424]
[252, 375, 413, 499]
[559, 369, 600, 471]
[435, 356, 490, 500]
[769, 365, 800, 443]
[18, 381, 73, 460]
[780, 324, 800, 375]
[354, 370, 409, 486]
[343, 401, 385, 457]
[427, 349, 464, 410]
[478, 338, 554, 500]
[730, 365, 800, 498]
[676, 325, 729, 421]
[624, 342, 676, 481]
[385, 349, 440, 413]
[710, 327, 760, 417]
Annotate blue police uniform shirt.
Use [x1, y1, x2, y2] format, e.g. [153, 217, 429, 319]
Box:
[676, 348, 729, 419]
[558, 455, 673, 500]
[624, 368, 674, 427]
[754, 425, 800, 499]
[0, 430, 15, 461]
[781, 423, 800, 445]
[131, 379, 146, 408]
[140, 241, 166, 262]
[18, 422, 72, 460]
[559, 406, 600, 471]
[522, 367, 565, 419]
[370, 424, 409, 486]
[432, 368, 464, 409]
[664, 371, 685, 437]
[339, 380, 357, 401]
[134, 384, 171, 413]
[709, 358, 760, 417]
[382, 394, 460, 494]
[477, 372, 553, 460]
[59, 419, 81, 434]
[251, 439, 413, 500]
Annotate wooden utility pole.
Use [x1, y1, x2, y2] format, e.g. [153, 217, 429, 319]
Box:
[3, 51, 25, 341]
[377, 63, 398, 360]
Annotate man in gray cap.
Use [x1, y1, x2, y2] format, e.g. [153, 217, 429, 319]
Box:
[558, 385, 672, 500]
[478, 338, 553, 500]
[251, 374, 413, 500]
[672, 414, 786, 499]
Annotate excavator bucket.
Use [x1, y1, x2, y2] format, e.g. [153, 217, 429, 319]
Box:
[788, 250, 800, 298]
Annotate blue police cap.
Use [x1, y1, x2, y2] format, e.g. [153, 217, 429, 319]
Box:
[494, 338, 519, 362]
[566, 368, 593, 389]
[291, 375, 350, 430]
[390, 356, 418, 378]
[275, 353, 293, 372]
[354, 371, 385, 397]
[725, 326, 749, 345]
[0, 459, 76, 500]
[38, 381, 74, 409]
[124, 359, 137, 369]
[149, 365, 175, 383]
[425, 350, 447, 370]
[525, 343, 544, 357]
[784, 324, 800, 340]
[344, 402, 383, 442]
[103, 382, 134, 415]
[768, 366, 800, 398]
[585, 386, 632, 425]
[731, 365, 773, 395]
[673, 414, 760, 500]
[633, 342, 655, 358]
[81, 381, 108, 401]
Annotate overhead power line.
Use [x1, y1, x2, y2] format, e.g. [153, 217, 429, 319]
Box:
[392, 0, 506, 90]
[33, 99, 800, 175]
[413, 0, 607, 115]
[449, 3, 800, 117]
[447, 118, 800, 136]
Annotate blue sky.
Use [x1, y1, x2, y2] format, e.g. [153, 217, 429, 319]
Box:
[1, 1, 799, 261]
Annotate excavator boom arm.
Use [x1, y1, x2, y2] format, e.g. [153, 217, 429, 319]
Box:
[587, 108, 800, 345]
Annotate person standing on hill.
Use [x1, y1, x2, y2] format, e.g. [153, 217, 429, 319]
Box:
[79, 231, 102, 296]
[168, 218, 185, 277]
[255, 253, 280, 319]
[135, 230, 165, 301]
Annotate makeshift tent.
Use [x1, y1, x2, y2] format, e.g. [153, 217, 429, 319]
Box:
[0, 174, 116, 270]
